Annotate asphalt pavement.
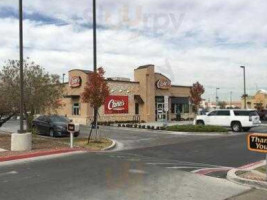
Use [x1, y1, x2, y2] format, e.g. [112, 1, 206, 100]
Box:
[0, 151, 251, 200]
[1, 120, 267, 199]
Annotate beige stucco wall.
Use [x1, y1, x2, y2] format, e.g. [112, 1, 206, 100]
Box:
[98, 81, 140, 122]
[134, 65, 156, 122]
[242, 91, 267, 109]
[49, 66, 193, 124]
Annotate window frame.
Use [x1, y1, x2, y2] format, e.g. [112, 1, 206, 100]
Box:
[72, 103, 80, 116]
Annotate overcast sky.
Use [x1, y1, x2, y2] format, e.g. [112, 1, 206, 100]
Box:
[0, 0, 267, 102]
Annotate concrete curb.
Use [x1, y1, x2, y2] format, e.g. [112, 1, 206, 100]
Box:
[105, 126, 239, 136]
[102, 139, 117, 151]
[227, 160, 267, 190]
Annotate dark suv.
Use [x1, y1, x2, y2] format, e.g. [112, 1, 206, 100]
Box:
[32, 115, 80, 137]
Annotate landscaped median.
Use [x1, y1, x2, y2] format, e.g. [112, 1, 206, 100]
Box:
[166, 125, 228, 133]
[0, 132, 113, 162]
[227, 160, 267, 190]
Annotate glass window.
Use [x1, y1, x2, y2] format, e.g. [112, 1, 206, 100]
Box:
[171, 104, 189, 114]
[208, 111, 217, 116]
[183, 104, 189, 113]
[217, 111, 230, 116]
[135, 103, 139, 115]
[234, 110, 257, 116]
[73, 103, 80, 115]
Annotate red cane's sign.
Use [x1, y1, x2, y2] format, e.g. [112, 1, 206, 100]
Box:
[105, 96, 129, 114]
[156, 79, 171, 89]
[69, 76, 82, 88]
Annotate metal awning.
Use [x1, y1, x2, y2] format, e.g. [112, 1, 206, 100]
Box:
[134, 95, 144, 104]
[171, 97, 189, 104]
[64, 95, 80, 99]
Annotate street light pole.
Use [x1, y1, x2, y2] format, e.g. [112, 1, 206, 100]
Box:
[19, 0, 24, 133]
[230, 91, 233, 108]
[92, 0, 97, 129]
[93, 0, 97, 72]
[240, 66, 247, 109]
[216, 88, 220, 107]
[63, 73, 65, 83]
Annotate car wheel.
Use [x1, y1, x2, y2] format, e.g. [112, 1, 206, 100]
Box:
[243, 127, 251, 132]
[196, 120, 205, 125]
[49, 129, 55, 137]
[74, 132, 80, 138]
[231, 122, 242, 132]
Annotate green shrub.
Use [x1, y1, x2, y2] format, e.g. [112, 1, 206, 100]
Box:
[166, 125, 228, 133]
[31, 127, 38, 135]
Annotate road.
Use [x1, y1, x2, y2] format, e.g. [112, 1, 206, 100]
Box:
[1, 120, 267, 199]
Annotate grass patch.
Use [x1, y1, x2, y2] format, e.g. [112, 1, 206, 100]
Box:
[256, 166, 266, 174]
[60, 138, 113, 151]
[166, 125, 228, 133]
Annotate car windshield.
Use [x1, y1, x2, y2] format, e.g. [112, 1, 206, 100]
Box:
[49, 116, 69, 123]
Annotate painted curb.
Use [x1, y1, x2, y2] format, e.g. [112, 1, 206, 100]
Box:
[102, 139, 117, 151]
[227, 160, 267, 190]
[0, 148, 85, 163]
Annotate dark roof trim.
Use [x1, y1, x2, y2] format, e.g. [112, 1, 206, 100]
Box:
[135, 64, 154, 70]
[64, 95, 80, 98]
[155, 73, 171, 82]
[106, 79, 139, 84]
[69, 69, 93, 74]
[171, 85, 192, 88]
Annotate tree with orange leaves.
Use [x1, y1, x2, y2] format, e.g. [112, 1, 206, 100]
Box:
[82, 67, 110, 142]
[190, 82, 205, 114]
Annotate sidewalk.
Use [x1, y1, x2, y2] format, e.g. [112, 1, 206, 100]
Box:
[227, 160, 267, 190]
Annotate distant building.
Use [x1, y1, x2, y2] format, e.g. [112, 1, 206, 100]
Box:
[242, 89, 267, 110]
[200, 100, 241, 112]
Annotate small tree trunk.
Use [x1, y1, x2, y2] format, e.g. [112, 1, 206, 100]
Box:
[87, 126, 93, 144]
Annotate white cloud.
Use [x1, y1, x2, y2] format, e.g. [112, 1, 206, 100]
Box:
[0, 0, 267, 101]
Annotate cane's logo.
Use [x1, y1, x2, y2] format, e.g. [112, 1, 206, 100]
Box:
[105, 96, 129, 114]
[156, 79, 171, 89]
[108, 99, 125, 111]
[70, 76, 82, 88]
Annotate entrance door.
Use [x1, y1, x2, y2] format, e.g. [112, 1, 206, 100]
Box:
[157, 103, 166, 121]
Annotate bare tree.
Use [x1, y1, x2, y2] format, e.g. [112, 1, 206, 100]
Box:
[0, 58, 64, 130]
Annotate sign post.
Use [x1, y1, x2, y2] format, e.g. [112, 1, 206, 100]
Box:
[67, 123, 79, 148]
[247, 133, 267, 179]
[163, 96, 169, 127]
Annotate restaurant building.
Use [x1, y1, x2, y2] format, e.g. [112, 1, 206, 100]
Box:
[54, 65, 194, 125]
[242, 89, 267, 109]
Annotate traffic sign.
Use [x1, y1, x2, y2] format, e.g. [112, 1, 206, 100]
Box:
[247, 133, 267, 153]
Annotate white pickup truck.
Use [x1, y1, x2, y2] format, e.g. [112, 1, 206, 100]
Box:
[194, 109, 261, 132]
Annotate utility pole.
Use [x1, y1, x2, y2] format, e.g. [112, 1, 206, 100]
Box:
[93, 0, 97, 128]
[19, 0, 24, 133]
[240, 66, 247, 109]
